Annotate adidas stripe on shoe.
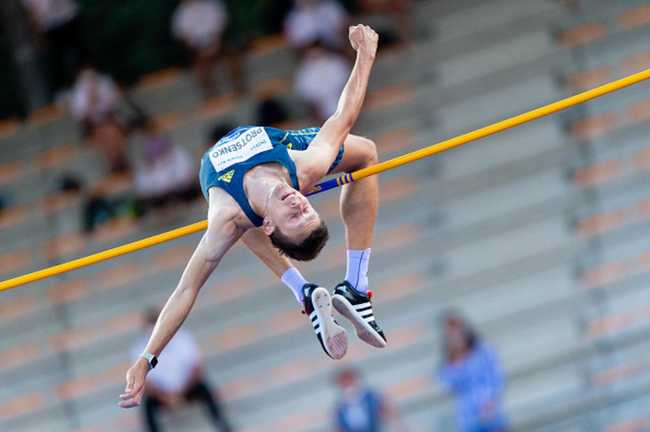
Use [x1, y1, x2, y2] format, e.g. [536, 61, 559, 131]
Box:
[302, 284, 348, 359]
[332, 281, 387, 348]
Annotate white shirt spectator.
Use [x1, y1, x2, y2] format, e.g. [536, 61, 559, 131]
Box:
[295, 49, 350, 119]
[285, 0, 347, 49]
[172, 0, 228, 50]
[22, 0, 78, 31]
[135, 145, 195, 199]
[131, 329, 201, 393]
[69, 69, 121, 124]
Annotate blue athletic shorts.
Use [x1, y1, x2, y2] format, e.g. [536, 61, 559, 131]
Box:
[277, 127, 345, 174]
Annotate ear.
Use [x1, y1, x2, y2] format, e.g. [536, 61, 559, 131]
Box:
[262, 217, 275, 236]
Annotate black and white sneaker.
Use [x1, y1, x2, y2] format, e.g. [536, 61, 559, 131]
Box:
[302, 284, 348, 360]
[332, 281, 387, 348]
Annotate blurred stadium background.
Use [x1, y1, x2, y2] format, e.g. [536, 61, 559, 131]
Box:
[1, 0, 650, 431]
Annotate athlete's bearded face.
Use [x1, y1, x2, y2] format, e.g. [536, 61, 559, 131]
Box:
[263, 182, 321, 242]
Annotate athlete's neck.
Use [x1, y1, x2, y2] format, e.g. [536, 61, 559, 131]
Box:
[244, 165, 289, 218]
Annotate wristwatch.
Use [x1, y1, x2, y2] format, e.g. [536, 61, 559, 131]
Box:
[142, 352, 158, 370]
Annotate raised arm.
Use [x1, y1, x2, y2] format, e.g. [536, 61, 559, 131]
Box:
[118, 207, 242, 408]
[294, 25, 379, 190]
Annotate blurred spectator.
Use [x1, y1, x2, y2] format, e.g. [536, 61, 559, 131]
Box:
[55, 173, 132, 234]
[295, 40, 351, 122]
[131, 308, 233, 432]
[333, 368, 406, 432]
[133, 120, 198, 213]
[172, 0, 239, 98]
[256, 97, 290, 127]
[68, 66, 130, 174]
[0, 194, 5, 216]
[69, 66, 121, 127]
[91, 121, 130, 175]
[21, 0, 85, 95]
[438, 310, 509, 432]
[284, 0, 348, 51]
[82, 190, 118, 233]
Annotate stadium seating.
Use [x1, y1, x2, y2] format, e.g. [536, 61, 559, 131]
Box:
[1, 0, 650, 430]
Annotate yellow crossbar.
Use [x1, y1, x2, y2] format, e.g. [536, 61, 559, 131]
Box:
[351, 69, 650, 182]
[1, 68, 649, 292]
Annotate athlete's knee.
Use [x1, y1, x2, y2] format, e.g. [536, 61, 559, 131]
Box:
[356, 136, 378, 167]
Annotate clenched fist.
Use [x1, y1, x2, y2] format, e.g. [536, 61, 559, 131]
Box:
[349, 24, 378, 59]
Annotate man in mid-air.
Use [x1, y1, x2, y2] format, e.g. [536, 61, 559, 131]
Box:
[120, 24, 385, 409]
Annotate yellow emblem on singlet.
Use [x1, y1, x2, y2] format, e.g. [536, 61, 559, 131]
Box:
[218, 170, 235, 183]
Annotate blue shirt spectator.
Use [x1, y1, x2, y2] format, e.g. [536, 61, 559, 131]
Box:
[438, 311, 508, 432]
[335, 388, 384, 432]
[333, 368, 406, 432]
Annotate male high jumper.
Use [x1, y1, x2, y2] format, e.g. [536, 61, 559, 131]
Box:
[120, 24, 384, 409]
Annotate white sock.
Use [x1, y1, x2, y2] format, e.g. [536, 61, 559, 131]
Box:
[345, 248, 371, 293]
[281, 267, 308, 303]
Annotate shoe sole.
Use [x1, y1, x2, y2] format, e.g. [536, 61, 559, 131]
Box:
[312, 287, 348, 359]
[332, 295, 387, 348]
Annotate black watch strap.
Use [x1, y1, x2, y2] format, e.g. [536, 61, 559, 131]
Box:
[143, 352, 158, 370]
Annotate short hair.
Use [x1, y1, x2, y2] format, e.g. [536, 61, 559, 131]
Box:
[440, 309, 480, 363]
[336, 367, 360, 385]
[269, 220, 329, 261]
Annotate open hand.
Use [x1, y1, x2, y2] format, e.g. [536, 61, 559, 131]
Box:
[118, 358, 149, 408]
[349, 24, 378, 59]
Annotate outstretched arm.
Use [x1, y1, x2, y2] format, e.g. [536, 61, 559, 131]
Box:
[294, 24, 379, 191]
[118, 207, 242, 408]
